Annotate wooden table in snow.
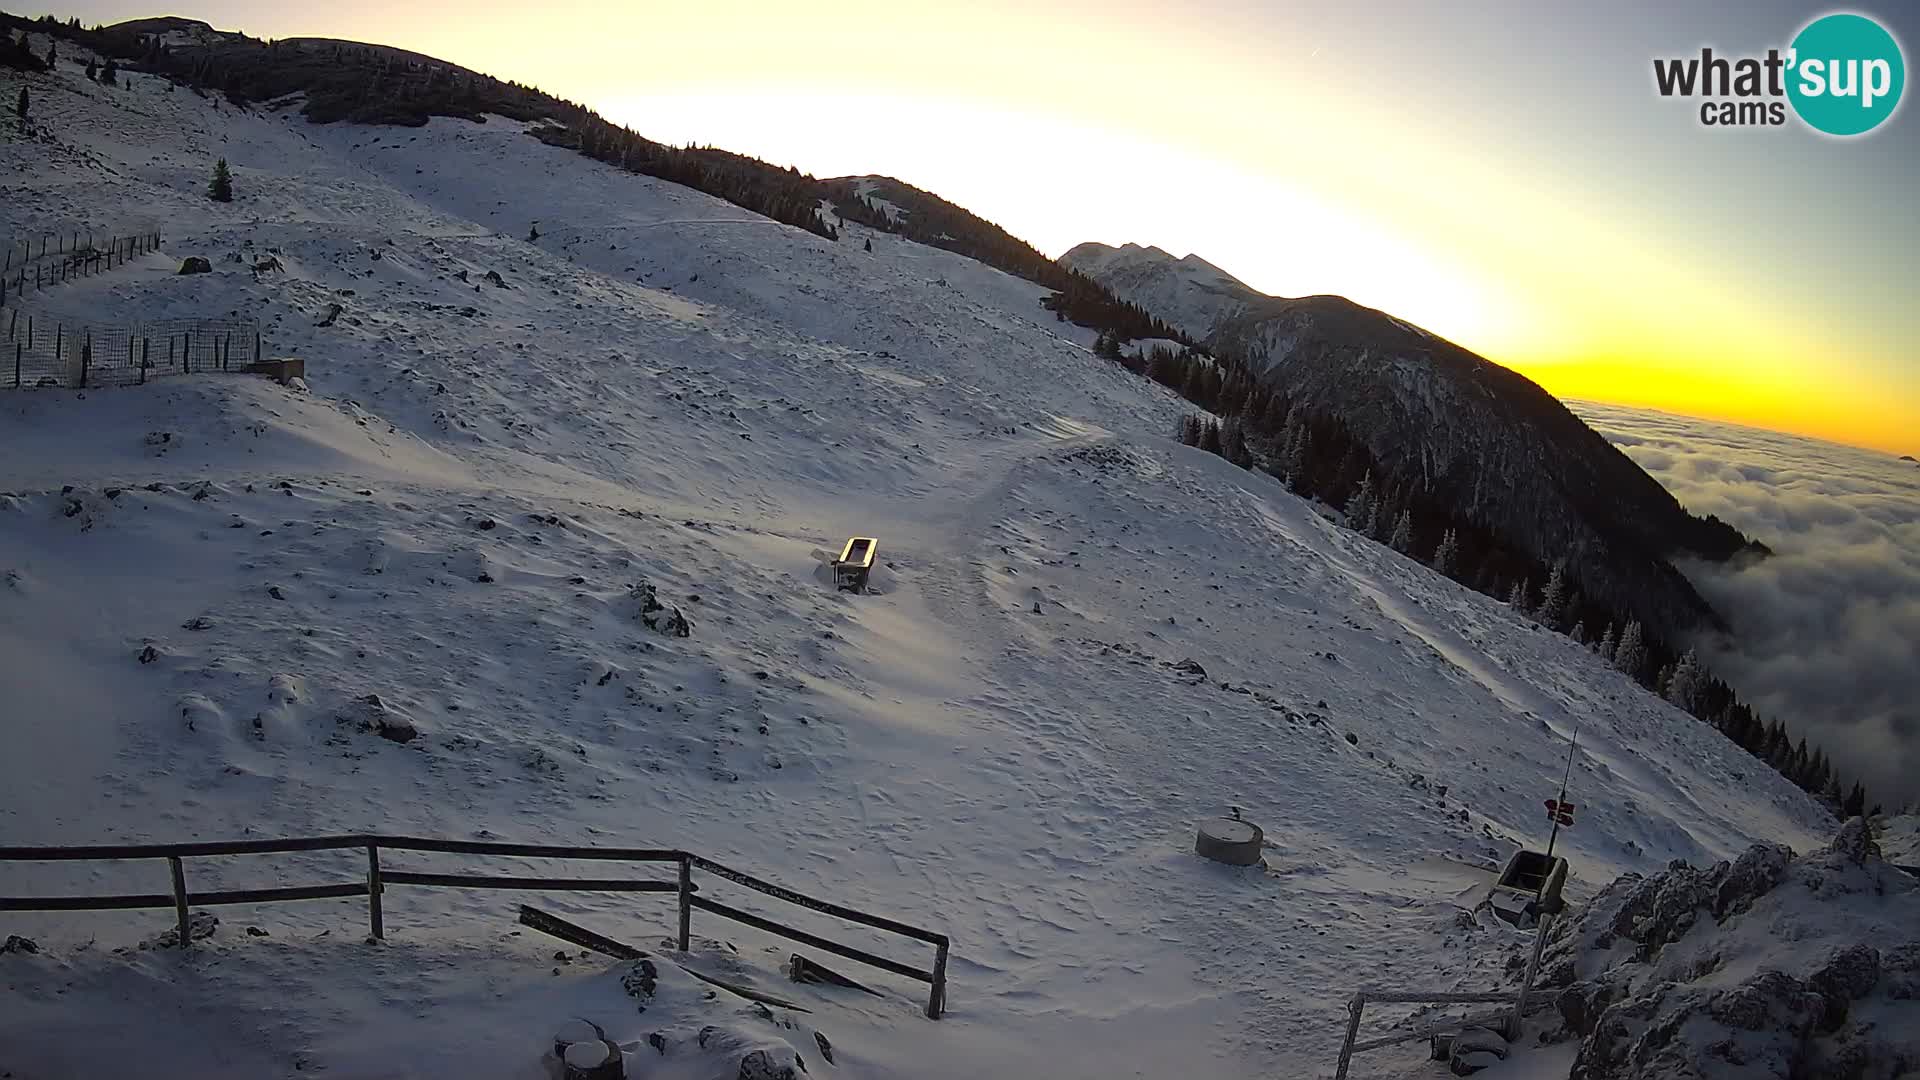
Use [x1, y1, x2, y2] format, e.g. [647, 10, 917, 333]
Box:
[834, 537, 877, 592]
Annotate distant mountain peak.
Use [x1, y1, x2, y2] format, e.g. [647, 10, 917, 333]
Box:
[1065, 238, 1761, 634]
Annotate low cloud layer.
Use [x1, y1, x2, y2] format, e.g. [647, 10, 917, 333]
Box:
[1572, 403, 1920, 810]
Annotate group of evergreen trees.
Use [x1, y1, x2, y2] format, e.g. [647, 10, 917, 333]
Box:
[828, 181, 1191, 345]
[1157, 336, 1879, 820]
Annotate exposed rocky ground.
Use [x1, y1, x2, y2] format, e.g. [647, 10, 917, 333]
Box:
[1518, 819, 1918, 1079]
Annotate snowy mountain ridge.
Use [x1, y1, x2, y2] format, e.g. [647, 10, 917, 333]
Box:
[1059, 241, 1259, 340]
[0, 23, 1844, 1080]
[1059, 241, 1763, 639]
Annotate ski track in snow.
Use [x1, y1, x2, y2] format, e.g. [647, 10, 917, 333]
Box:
[0, 48, 1834, 1079]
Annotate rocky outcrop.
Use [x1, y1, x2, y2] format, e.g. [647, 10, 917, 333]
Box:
[626, 582, 691, 638]
[1534, 820, 1919, 1080]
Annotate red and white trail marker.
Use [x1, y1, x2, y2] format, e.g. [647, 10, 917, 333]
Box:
[1544, 799, 1576, 827]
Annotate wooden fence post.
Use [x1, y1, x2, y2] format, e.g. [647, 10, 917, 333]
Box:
[140, 337, 148, 384]
[53, 323, 61, 358]
[1333, 992, 1367, 1080]
[13, 342, 19, 389]
[367, 845, 384, 939]
[167, 856, 191, 949]
[927, 939, 949, 1019]
[221, 333, 230, 372]
[676, 855, 692, 951]
[80, 335, 90, 389]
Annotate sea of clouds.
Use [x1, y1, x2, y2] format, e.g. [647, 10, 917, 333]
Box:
[1572, 402, 1920, 811]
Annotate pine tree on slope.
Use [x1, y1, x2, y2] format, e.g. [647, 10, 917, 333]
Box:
[1432, 529, 1459, 577]
[1346, 471, 1375, 534]
[208, 158, 233, 202]
[1666, 647, 1702, 712]
[1614, 621, 1646, 680]
[1539, 563, 1569, 630]
[1389, 509, 1413, 553]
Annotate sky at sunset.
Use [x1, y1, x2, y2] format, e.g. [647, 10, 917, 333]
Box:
[23, 0, 1918, 452]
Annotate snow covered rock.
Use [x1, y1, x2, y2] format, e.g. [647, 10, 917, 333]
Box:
[625, 582, 691, 638]
[145, 911, 219, 948]
[176, 256, 212, 275]
[338, 692, 418, 742]
[1537, 820, 1920, 1079]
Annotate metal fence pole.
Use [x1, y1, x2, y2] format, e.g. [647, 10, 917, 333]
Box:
[367, 845, 384, 939]
[676, 855, 692, 951]
[167, 856, 191, 949]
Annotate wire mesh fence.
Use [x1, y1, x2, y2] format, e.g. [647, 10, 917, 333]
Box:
[0, 232, 165, 308]
[3, 310, 264, 390]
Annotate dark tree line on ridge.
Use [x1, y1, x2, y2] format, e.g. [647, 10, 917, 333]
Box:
[1138, 340, 1878, 820]
[6, 12, 1189, 343]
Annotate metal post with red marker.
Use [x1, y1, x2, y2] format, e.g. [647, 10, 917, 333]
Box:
[1538, 729, 1580, 902]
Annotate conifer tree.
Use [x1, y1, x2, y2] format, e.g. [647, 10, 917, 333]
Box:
[207, 158, 233, 202]
[1507, 578, 1530, 612]
[863, 237, 872, 253]
[15, 86, 26, 121]
[1199, 419, 1223, 457]
[1665, 647, 1702, 712]
[1843, 782, 1867, 819]
[1539, 563, 1570, 630]
[1345, 471, 1374, 533]
[101, 58, 117, 84]
[1432, 529, 1458, 577]
[1597, 623, 1616, 663]
[1614, 620, 1646, 680]
[85, 57, 97, 80]
[1389, 509, 1413, 553]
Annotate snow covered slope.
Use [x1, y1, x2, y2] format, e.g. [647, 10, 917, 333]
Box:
[0, 38, 1833, 1080]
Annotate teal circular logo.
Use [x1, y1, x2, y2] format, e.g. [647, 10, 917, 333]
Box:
[1787, 13, 1905, 135]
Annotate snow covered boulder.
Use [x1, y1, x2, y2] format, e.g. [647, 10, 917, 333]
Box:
[145, 911, 218, 948]
[1712, 840, 1792, 919]
[1541, 820, 1920, 1080]
[625, 582, 691, 638]
[339, 693, 418, 743]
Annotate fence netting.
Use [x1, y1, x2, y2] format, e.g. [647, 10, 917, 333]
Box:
[3, 312, 264, 389]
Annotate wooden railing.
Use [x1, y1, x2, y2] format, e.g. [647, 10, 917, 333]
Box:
[0, 834, 950, 1018]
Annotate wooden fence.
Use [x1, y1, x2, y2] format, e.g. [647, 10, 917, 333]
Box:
[0, 834, 951, 1018]
[1, 231, 163, 308]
